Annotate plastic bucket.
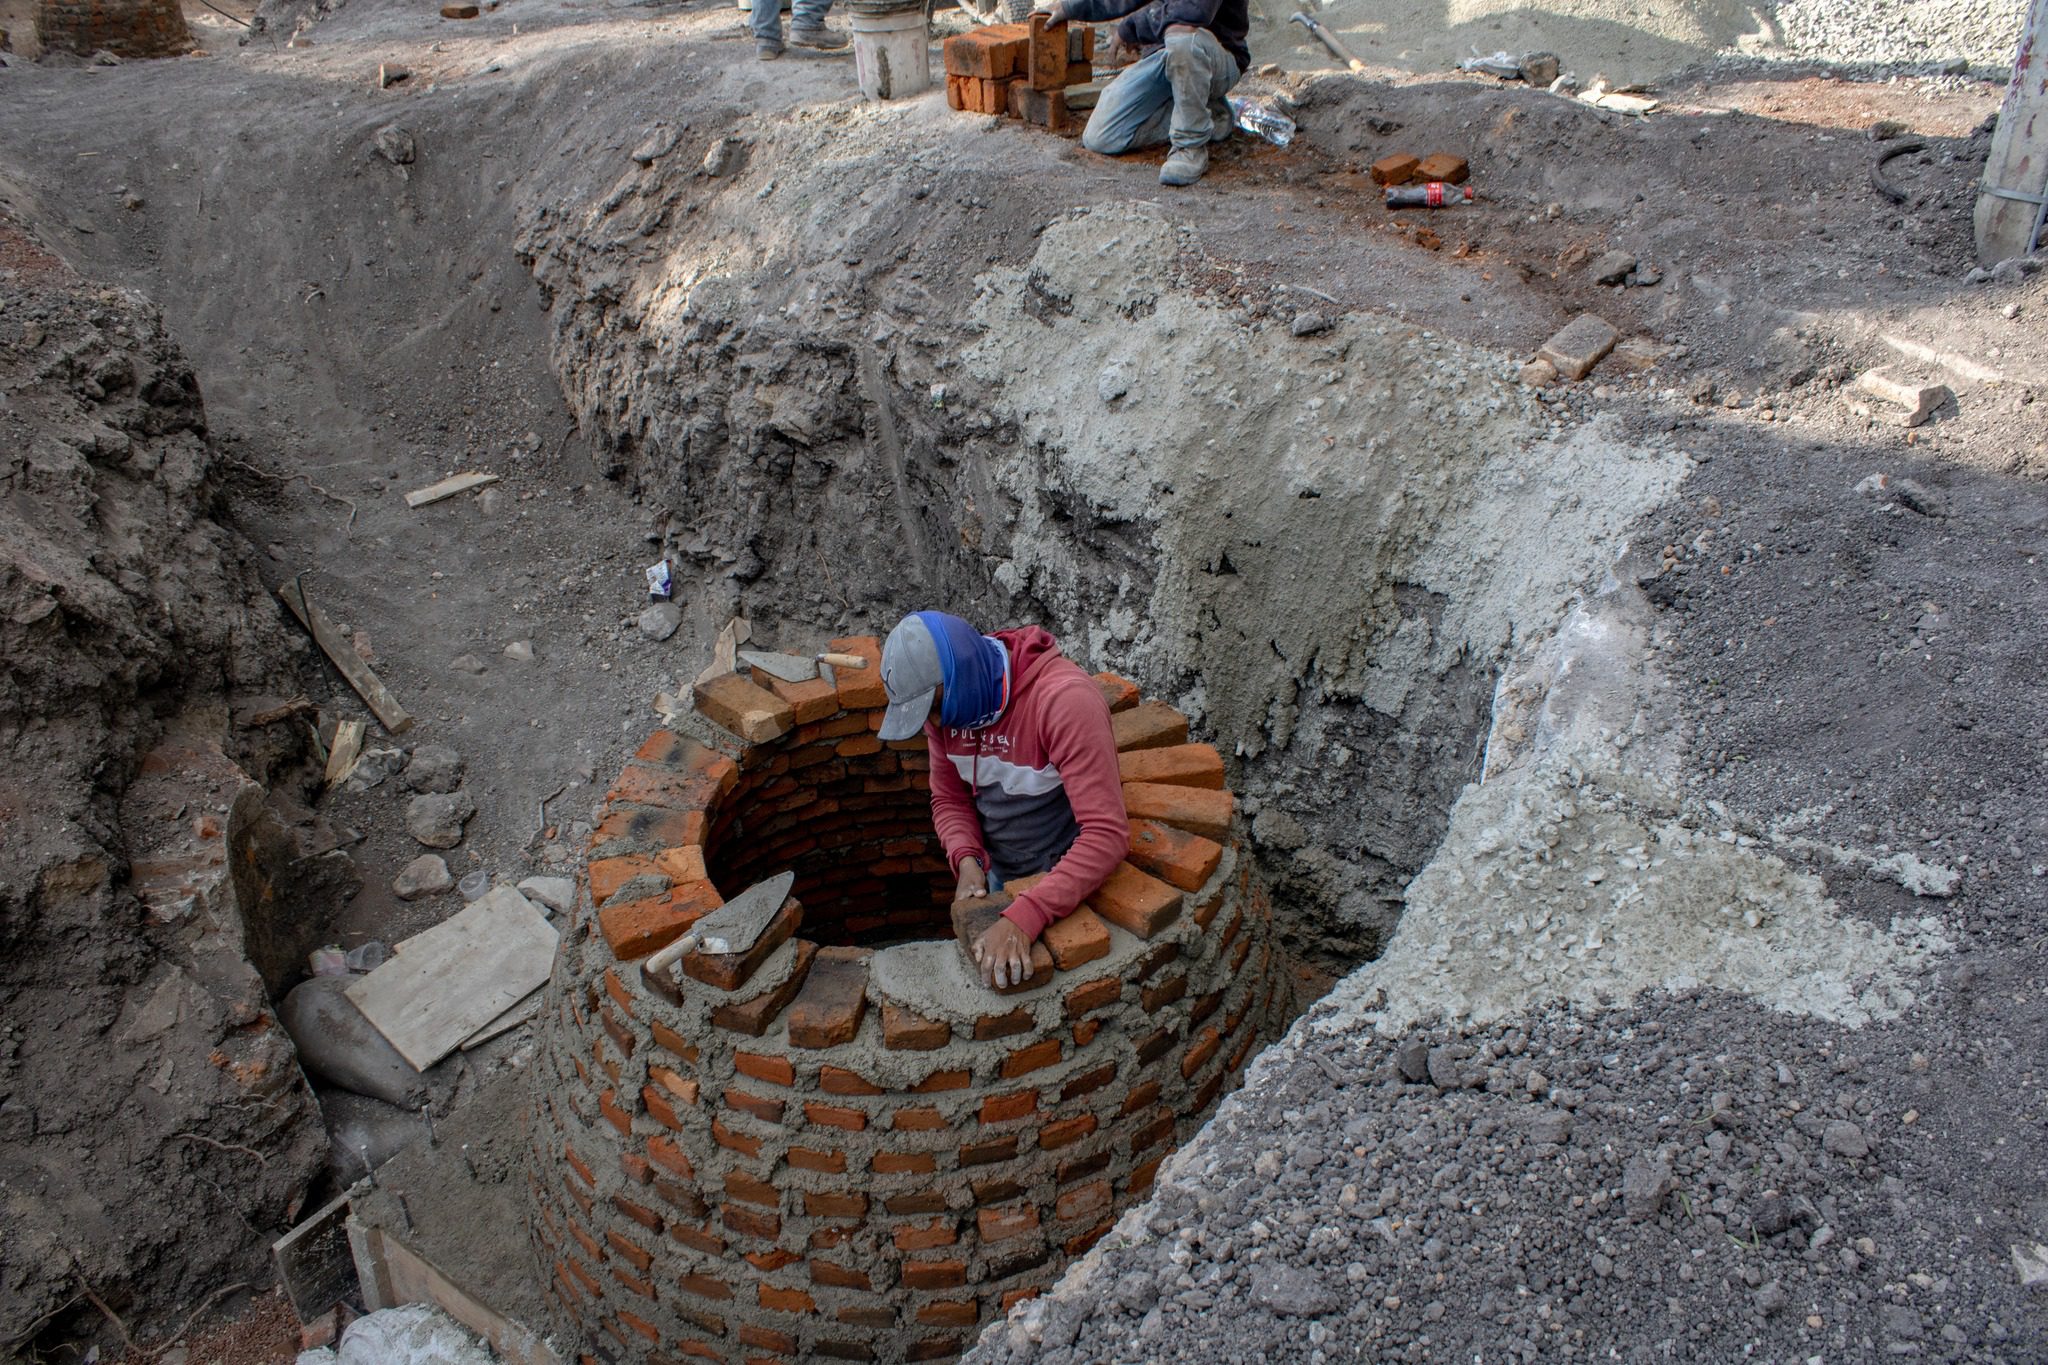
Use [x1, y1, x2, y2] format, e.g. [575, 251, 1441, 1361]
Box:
[850, 3, 930, 101]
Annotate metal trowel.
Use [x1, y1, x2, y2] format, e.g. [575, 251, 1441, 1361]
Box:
[737, 648, 870, 683]
[643, 871, 795, 981]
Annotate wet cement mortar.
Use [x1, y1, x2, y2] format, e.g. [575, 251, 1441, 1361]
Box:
[0, 0, 2044, 1355]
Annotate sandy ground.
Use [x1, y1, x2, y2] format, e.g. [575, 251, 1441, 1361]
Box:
[1, 0, 2045, 1355]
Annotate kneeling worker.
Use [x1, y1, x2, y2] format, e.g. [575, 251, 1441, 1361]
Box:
[876, 612, 1127, 990]
[1034, 0, 1249, 186]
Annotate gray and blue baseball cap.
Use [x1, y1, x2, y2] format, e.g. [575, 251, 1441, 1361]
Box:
[877, 615, 944, 742]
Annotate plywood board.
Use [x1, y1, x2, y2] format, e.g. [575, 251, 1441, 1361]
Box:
[460, 986, 543, 1050]
[404, 472, 500, 508]
[347, 887, 557, 1071]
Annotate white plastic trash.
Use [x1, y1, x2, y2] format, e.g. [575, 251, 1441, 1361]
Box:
[336, 1305, 495, 1365]
[850, 2, 931, 101]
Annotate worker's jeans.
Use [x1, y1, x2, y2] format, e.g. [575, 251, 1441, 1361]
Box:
[751, 0, 829, 49]
[1082, 28, 1240, 155]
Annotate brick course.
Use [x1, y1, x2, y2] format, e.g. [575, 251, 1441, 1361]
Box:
[528, 642, 1281, 1362]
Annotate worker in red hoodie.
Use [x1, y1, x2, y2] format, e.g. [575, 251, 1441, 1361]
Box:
[876, 612, 1128, 991]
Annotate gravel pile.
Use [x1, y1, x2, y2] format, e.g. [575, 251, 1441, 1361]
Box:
[1777, 0, 2028, 72]
[974, 991, 2043, 1364]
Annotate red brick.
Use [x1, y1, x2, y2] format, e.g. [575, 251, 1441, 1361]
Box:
[599, 1088, 634, 1136]
[971, 1176, 1021, 1205]
[789, 1146, 847, 1173]
[722, 1203, 780, 1239]
[826, 636, 889, 709]
[590, 805, 704, 855]
[893, 1106, 948, 1131]
[977, 1204, 1041, 1243]
[566, 1220, 605, 1263]
[1121, 783, 1234, 840]
[1122, 1078, 1163, 1115]
[738, 1323, 798, 1354]
[1087, 861, 1184, 939]
[1129, 1156, 1164, 1194]
[1126, 819, 1224, 893]
[1061, 1062, 1117, 1101]
[613, 1193, 661, 1231]
[1181, 1025, 1223, 1079]
[787, 946, 869, 1049]
[650, 1020, 700, 1063]
[837, 1307, 897, 1330]
[1110, 700, 1188, 752]
[682, 896, 802, 992]
[712, 1118, 763, 1159]
[725, 1087, 786, 1124]
[725, 1170, 780, 1207]
[694, 671, 797, 743]
[1073, 1017, 1101, 1048]
[959, 1135, 1017, 1166]
[1006, 79, 1070, 131]
[1136, 1027, 1178, 1066]
[913, 1068, 971, 1092]
[810, 1259, 871, 1290]
[678, 1272, 732, 1301]
[1001, 1038, 1063, 1079]
[1416, 151, 1469, 184]
[733, 1051, 794, 1086]
[1026, 11, 1066, 89]
[1370, 152, 1421, 185]
[1001, 1287, 1042, 1313]
[820, 1065, 883, 1095]
[618, 1307, 660, 1338]
[654, 1177, 707, 1219]
[1056, 1178, 1112, 1224]
[1058, 1151, 1110, 1185]
[873, 1150, 937, 1174]
[606, 1229, 654, 1271]
[711, 939, 819, 1037]
[1039, 1113, 1097, 1149]
[599, 880, 723, 959]
[619, 1151, 653, 1185]
[669, 1222, 725, 1256]
[1065, 976, 1121, 1018]
[886, 1190, 949, 1215]
[980, 1089, 1037, 1123]
[1040, 907, 1112, 971]
[903, 1260, 968, 1290]
[1141, 973, 1187, 1014]
[648, 1066, 699, 1106]
[563, 1145, 596, 1188]
[1130, 1110, 1174, 1155]
[883, 1002, 949, 1050]
[589, 854, 665, 906]
[804, 1190, 867, 1218]
[1092, 672, 1141, 712]
[893, 1218, 958, 1251]
[751, 668, 842, 724]
[942, 22, 1027, 78]
[918, 1300, 981, 1327]
[1119, 742, 1224, 788]
[974, 1008, 1033, 1040]
[804, 1101, 867, 1131]
[1065, 1221, 1112, 1256]
[760, 1284, 816, 1313]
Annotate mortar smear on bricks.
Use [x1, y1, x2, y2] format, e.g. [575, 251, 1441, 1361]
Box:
[526, 635, 1285, 1363]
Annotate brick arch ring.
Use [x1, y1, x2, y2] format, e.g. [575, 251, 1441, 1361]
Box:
[529, 634, 1284, 1365]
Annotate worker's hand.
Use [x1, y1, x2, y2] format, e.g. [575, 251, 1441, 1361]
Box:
[1105, 30, 1142, 65]
[1032, 0, 1066, 21]
[973, 917, 1034, 990]
[953, 857, 988, 903]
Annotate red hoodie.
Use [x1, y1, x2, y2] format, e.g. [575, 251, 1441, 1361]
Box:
[924, 627, 1128, 941]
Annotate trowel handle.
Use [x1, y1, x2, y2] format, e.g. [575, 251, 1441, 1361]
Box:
[645, 929, 702, 979]
[816, 652, 869, 669]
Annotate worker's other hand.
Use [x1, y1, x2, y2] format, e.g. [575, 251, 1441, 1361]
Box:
[953, 858, 989, 903]
[1105, 31, 1141, 65]
[1033, 0, 1066, 21]
[973, 918, 1034, 990]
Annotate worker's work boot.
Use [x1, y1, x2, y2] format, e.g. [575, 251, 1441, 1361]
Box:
[1159, 143, 1209, 187]
[788, 23, 850, 49]
[756, 40, 783, 59]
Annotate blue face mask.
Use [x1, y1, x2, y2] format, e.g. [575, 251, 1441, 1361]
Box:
[912, 611, 1011, 731]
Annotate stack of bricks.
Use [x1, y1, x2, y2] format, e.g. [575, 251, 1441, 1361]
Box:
[528, 636, 1284, 1363]
[943, 15, 1096, 133]
[1368, 151, 1470, 187]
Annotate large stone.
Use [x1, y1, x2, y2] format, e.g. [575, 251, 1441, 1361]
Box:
[1822, 1120, 1869, 1158]
[1537, 313, 1619, 381]
[406, 790, 476, 849]
[1622, 1152, 1672, 1219]
[638, 601, 683, 641]
[1588, 250, 1637, 285]
[403, 743, 464, 794]
[393, 854, 453, 901]
[1249, 1262, 1340, 1317]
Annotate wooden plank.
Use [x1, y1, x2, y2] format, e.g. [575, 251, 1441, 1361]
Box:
[459, 986, 543, 1050]
[1975, 0, 2048, 264]
[273, 1192, 358, 1323]
[346, 887, 557, 1071]
[351, 1221, 560, 1365]
[403, 472, 500, 508]
[278, 579, 414, 735]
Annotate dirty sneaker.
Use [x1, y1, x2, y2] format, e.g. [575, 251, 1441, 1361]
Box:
[1159, 143, 1209, 186]
[788, 24, 849, 49]
[756, 39, 784, 59]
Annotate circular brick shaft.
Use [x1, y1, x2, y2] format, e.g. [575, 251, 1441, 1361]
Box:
[528, 636, 1283, 1363]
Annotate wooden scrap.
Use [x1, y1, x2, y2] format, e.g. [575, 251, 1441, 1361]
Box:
[692, 615, 753, 687]
[278, 579, 414, 734]
[272, 1192, 358, 1324]
[346, 886, 557, 1071]
[460, 985, 543, 1049]
[403, 472, 499, 508]
[324, 718, 367, 786]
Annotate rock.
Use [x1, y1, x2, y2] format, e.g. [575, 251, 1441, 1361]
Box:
[281, 976, 430, 1106]
[1749, 1193, 1796, 1237]
[1529, 1110, 1573, 1145]
[1867, 119, 1909, 141]
[1629, 265, 1662, 287]
[2011, 1241, 2048, 1288]
[1249, 1262, 1340, 1317]
[518, 876, 576, 915]
[1537, 313, 1619, 381]
[1855, 368, 1951, 427]
[1755, 1281, 1788, 1315]
[638, 602, 683, 641]
[393, 854, 453, 901]
[372, 125, 417, 166]
[1395, 1037, 1429, 1083]
[439, 2, 479, 16]
[1622, 1153, 1672, 1219]
[1880, 1305, 1925, 1339]
[406, 791, 476, 849]
[1589, 250, 1637, 286]
[403, 743, 465, 794]
[1425, 1044, 1463, 1089]
[1892, 478, 1947, 517]
[346, 747, 407, 790]
[1114, 1270, 1156, 1312]
[450, 652, 487, 675]
[702, 138, 738, 177]
[503, 640, 535, 662]
[1518, 51, 1559, 86]
[630, 127, 678, 166]
[1518, 359, 1558, 388]
[1822, 1120, 1869, 1158]
[1290, 311, 1333, 337]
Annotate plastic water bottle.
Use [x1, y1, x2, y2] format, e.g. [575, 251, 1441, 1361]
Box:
[1386, 182, 1475, 208]
[1227, 95, 1295, 147]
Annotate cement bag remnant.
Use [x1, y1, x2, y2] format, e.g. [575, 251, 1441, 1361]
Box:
[280, 975, 429, 1106]
[295, 1305, 495, 1365]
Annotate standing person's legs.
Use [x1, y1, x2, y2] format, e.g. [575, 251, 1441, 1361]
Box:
[751, 0, 787, 58]
[1081, 48, 1174, 155]
[788, 0, 848, 48]
[1159, 27, 1239, 184]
